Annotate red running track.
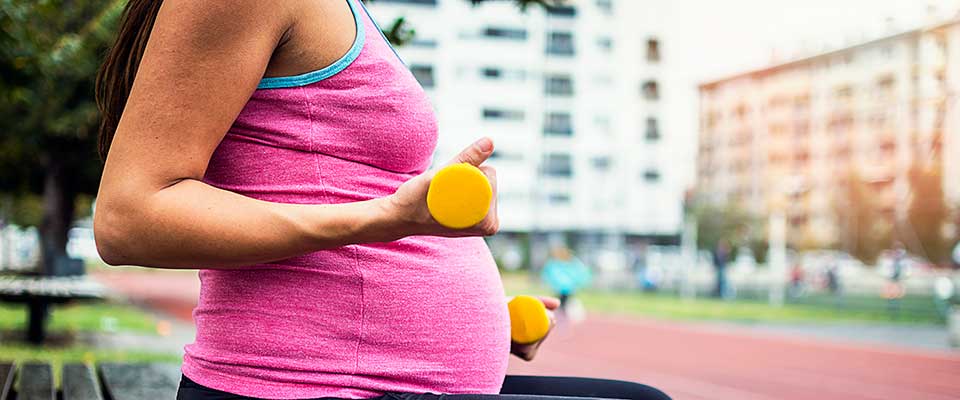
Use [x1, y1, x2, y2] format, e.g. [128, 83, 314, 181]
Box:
[94, 271, 960, 400]
[508, 316, 960, 400]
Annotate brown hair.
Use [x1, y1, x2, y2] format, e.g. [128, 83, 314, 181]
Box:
[95, 0, 164, 161]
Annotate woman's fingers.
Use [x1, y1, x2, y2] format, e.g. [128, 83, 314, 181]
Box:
[537, 296, 561, 311]
[477, 165, 499, 235]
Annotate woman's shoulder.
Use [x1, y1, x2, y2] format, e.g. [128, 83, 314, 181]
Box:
[157, 0, 295, 46]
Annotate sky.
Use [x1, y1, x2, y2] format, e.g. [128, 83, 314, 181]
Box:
[658, 0, 960, 189]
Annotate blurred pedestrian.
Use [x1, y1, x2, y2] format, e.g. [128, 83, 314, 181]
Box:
[541, 246, 592, 315]
[788, 262, 805, 299]
[825, 263, 841, 295]
[711, 239, 730, 299]
[631, 242, 656, 292]
[890, 242, 906, 283]
[825, 261, 843, 307]
[884, 242, 908, 317]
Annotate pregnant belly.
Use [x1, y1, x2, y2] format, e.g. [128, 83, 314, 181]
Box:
[188, 235, 509, 396]
[351, 236, 511, 393]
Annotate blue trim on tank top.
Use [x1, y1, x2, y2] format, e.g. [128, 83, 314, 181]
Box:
[355, 0, 406, 66]
[256, 0, 365, 90]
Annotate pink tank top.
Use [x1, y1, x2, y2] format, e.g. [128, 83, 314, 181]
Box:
[181, 1, 510, 398]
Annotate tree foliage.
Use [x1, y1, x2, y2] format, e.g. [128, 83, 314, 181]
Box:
[691, 201, 760, 254]
[833, 170, 893, 264]
[1, 0, 124, 267]
[903, 162, 951, 265]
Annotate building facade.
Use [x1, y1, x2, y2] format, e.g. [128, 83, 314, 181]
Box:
[365, 0, 683, 257]
[697, 17, 960, 249]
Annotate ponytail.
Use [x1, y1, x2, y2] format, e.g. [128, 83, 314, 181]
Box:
[95, 0, 164, 161]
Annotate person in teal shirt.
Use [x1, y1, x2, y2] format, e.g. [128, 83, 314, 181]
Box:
[541, 246, 592, 313]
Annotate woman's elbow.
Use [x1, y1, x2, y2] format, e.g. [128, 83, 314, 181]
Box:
[93, 201, 134, 266]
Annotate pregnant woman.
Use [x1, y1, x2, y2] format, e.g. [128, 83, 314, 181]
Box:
[94, 0, 668, 399]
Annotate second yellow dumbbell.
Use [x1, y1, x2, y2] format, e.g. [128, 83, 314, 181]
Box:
[508, 295, 551, 344]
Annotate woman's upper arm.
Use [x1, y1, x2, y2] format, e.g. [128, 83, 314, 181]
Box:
[100, 0, 291, 195]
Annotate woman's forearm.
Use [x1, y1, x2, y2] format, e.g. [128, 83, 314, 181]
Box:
[94, 178, 398, 269]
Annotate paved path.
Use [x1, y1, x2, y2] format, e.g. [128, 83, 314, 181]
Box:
[709, 320, 951, 351]
[508, 316, 960, 400]
[94, 270, 960, 400]
[93, 268, 199, 322]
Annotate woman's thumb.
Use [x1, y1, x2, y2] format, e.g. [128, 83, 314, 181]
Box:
[448, 137, 494, 166]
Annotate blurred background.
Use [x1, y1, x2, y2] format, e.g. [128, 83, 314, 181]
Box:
[2, 0, 960, 399]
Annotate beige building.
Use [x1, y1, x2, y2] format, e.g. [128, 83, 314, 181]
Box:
[696, 17, 959, 248]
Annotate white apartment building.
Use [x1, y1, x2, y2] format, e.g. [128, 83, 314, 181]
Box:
[365, 0, 683, 254]
[697, 17, 960, 248]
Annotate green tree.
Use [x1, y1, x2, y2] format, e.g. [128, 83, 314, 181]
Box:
[691, 201, 759, 254]
[833, 170, 892, 264]
[902, 162, 951, 265]
[1, 0, 124, 272]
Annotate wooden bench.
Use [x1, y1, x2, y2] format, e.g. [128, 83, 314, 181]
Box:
[0, 274, 106, 344]
[0, 361, 180, 400]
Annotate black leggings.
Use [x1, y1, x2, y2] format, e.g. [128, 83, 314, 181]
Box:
[177, 374, 670, 400]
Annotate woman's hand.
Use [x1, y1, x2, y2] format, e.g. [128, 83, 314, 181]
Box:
[510, 296, 560, 361]
[383, 137, 499, 239]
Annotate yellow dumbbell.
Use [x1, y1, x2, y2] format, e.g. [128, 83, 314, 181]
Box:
[426, 163, 492, 229]
[508, 295, 551, 344]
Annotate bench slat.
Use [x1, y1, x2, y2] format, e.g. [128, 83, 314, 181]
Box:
[98, 363, 180, 400]
[19, 363, 54, 400]
[62, 364, 103, 400]
[0, 362, 14, 400]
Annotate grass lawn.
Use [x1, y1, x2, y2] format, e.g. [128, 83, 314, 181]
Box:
[501, 271, 945, 325]
[1, 301, 181, 385]
[0, 302, 160, 334]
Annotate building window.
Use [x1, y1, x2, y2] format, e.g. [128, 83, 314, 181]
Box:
[546, 31, 575, 56]
[483, 27, 527, 40]
[410, 65, 435, 88]
[877, 75, 895, 95]
[490, 150, 523, 161]
[482, 67, 501, 78]
[643, 169, 661, 182]
[410, 38, 438, 48]
[592, 156, 611, 170]
[482, 108, 525, 121]
[596, 0, 613, 14]
[545, 75, 574, 96]
[542, 154, 573, 177]
[646, 38, 661, 62]
[597, 37, 613, 52]
[641, 81, 659, 100]
[481, 67, 525, 81]
[834, 85, 853, 99]
[546, 5, 577, 18]
[645, 117, 660, 141]
[547, 193, 572, 205]
[544, 112, 573, 136]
